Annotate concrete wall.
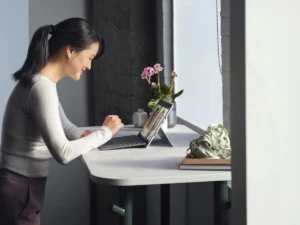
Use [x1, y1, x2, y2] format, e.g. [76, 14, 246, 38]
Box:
[29, 1, 93, 225]
[92, 0, 156, 125]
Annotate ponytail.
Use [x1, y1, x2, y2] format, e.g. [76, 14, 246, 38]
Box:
[12, 25, 53, 84]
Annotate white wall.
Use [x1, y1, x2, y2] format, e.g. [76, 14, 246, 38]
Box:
[0, 1, 29, 142]
[174, 0, 223, 129]
[1, 3, 91, 225]
[246, 0, 300, 224]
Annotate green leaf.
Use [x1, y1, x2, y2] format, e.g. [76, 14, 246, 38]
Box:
[159, 91, 165, 99]
[172, 89, 184, 101]
[148, 98, 160, 109]
[166, 85, 172, 96]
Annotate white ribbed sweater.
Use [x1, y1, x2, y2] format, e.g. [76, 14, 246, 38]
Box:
[0, 75, 111, 178]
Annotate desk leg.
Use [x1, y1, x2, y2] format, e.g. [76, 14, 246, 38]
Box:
[119, 186, 133, 225]
[214, 181, 229, 225]
[161, 184, 170, 225]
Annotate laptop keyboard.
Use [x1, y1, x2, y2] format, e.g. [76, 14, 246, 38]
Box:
[106, 135, 146, 148]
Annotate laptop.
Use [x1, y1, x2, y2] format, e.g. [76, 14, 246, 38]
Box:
[99, 100, 173, 150]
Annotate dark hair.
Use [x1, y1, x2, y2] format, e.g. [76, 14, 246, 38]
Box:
[12, 18, 104, 84]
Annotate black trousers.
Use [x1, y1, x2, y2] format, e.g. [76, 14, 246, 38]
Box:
[0, 169, 47, 225]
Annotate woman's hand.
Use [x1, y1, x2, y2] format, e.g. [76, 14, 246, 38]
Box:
[79, 130, 92, 138]
[102, 115, 124, 136]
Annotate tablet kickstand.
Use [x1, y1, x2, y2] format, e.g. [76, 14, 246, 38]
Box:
[157, 128, 173, 147]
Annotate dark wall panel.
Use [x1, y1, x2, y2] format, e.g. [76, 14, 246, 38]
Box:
[92, 0, 157, 125]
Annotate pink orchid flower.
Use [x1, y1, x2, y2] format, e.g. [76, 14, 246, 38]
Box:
[145, 67, 155, 77]
[171, 71, 178, 77]
[141, 67, 155, 79]
[141, 70, 148, 79]
[154, 63, 163, 74]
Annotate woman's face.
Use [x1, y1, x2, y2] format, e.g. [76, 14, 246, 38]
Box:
[66, 42, 99, 80]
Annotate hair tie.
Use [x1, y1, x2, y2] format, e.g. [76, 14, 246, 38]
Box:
[49, 25, 56, 35]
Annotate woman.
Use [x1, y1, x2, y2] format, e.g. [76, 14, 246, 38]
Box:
[0, 18, 123, 225]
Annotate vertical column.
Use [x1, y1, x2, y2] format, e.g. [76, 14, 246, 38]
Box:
[221, 0, 231, 135]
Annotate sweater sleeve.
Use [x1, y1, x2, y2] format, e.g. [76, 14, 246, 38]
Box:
[27, 80, 112, 165]
[58, 102, 84, 140]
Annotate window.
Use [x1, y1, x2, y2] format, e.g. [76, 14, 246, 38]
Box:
[173, 0, 223, 129]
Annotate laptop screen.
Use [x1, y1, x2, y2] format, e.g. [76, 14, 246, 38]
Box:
[139, 100, 173, 142]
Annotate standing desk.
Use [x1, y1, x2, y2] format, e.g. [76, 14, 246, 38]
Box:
[82, 125, 231, 225]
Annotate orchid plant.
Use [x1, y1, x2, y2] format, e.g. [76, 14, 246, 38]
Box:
[141, 63, 184, 109]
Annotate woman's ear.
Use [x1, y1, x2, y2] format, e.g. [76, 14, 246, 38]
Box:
[66, 46, 76, 58]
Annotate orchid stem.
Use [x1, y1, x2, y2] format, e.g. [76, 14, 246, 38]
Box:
[158, 71, 160, 90]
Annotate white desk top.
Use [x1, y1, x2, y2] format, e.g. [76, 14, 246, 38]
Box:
[81, 125, 231, 186]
